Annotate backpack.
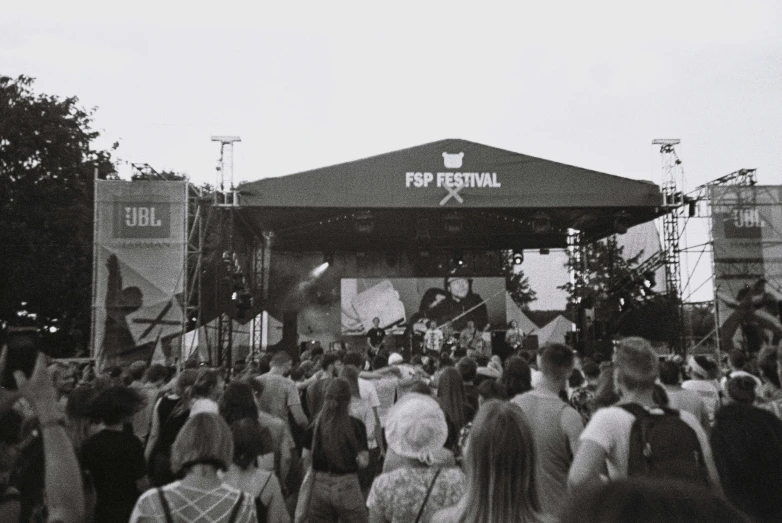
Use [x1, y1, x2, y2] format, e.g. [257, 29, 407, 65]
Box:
[620, 403, 709, 485]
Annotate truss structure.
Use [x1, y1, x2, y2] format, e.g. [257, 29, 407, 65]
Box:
[653, 139, 686, 352]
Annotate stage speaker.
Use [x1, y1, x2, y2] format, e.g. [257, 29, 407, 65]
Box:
[281, 312, 300, 361]
[522, 335, 539, 353]
[492, 331, 511, 361]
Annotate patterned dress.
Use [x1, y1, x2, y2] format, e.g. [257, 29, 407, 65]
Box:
[366, 466, 466, 523]
[569, 385, 597, 425]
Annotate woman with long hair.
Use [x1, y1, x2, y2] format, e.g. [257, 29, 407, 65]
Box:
[222, 418, 290, 523]
[432, 400, 545, 523]
[145, 369, 198, 486]
[300, 378, 369, 523]
[131, 413, 256, 522]
[189, 368, 223, 416]
[219, 381, 275, 471]
[500, 356, 532, 399]
[437, 367, 467, 433]
[436, 366, 468, 456]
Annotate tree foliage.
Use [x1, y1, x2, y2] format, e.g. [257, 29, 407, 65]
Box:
[502, 252, 537, 310]
[560, 235, 683, 347]
[0, 75, 116, 355]
[559, 236, 643, 322]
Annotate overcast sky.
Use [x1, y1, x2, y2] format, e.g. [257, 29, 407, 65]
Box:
[4, 0, 781, 309]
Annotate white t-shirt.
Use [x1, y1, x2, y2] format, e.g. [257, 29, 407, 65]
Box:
[358, 378, 381, 449]
[531, 369, 543, 389]
[681, 379, 722, 424]
[189, 397, 219, 417]
[579, 405, 719, 484]
[359, 378, 381, 409]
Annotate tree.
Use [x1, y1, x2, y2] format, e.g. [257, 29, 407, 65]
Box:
[559, 235, 644, 323]
[0, 75, 117, 356]
[560, 236, 684, 347]
[502, 252, 537, 310]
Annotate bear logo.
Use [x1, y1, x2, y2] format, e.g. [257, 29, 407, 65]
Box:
[442, 152, 464, 169]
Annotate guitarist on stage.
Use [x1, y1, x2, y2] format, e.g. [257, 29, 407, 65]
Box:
[366, 316, 386, 357]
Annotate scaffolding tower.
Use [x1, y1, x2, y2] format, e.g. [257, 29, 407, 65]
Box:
[653, 139, 685, 352]
[211, 136, 241, 368]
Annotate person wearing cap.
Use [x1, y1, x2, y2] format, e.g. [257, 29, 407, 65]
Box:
[427, 276, 488, 333]
[367, 393, 466, 523]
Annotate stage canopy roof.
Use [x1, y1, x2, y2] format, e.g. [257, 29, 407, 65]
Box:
[236, 139, 666, 251]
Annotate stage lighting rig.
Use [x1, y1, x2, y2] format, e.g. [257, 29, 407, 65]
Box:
[443, 212, 463, 234]
[532, 213, 552, 234]
[642, 271, 656, 290]
[512, 251, 524, 265]
[354, 211, 375, 234]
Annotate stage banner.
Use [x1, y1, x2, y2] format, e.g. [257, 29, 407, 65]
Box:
[710, 185, 782, 351]
[91, 180, 188, 369]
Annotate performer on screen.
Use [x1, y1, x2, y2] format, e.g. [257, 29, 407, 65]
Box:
[428, 275, 489, 332]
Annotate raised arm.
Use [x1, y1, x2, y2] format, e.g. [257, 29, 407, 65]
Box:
[13, 352, 85, 523]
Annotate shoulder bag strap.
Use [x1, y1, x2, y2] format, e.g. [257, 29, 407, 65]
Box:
[227, 491, 245, 523]
[156, 488, 174, 523]
[259, 472, 272, 498]
[414, 468, 442, 523]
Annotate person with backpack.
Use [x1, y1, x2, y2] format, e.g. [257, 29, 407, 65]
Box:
[568, 337, 720, 492]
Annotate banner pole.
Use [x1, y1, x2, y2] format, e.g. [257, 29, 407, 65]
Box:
[90, 168, 101, 370]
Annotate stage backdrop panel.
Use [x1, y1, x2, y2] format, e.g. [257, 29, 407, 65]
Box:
[91, 180, 188, 369]
[710, 185, 782, 350]
[341, 277, 507, 335]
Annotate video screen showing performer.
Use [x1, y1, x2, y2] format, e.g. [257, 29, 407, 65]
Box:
[341, 276, 506, 355]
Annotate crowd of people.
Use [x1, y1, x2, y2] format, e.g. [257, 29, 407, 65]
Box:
[2, 330, 782, 522]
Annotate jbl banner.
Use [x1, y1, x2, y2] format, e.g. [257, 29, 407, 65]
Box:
[91, 180, 188, 369]
[710, 185, 782, 352]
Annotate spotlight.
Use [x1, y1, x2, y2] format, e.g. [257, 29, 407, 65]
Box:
[453, 251, 465, 267]
[311, 262, 329, 277]
[323, 252, 334, 266]
[512, 251, 524, 265]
